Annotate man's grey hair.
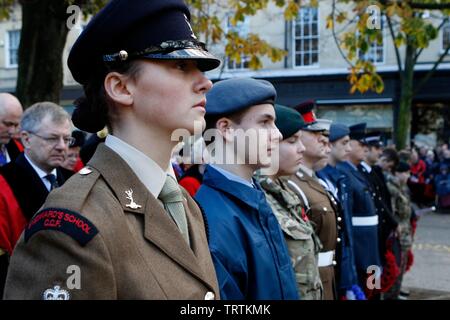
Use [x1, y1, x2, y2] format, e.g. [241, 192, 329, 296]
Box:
[21, 101, 71, 133]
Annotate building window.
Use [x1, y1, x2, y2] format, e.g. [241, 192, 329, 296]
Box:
[293, 7, 319, 67]
[443, 19, 450, 51]
[6, 30, 20, 68]
[358, 18, 385, 64]
[226, 16, 250, 70]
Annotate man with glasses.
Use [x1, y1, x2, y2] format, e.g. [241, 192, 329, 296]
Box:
[0, 101, 71, 296]
[0, 93, 23, 167]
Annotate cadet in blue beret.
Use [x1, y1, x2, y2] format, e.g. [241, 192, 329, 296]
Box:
[317, 124, 367, 300]
[257, 105, 324, 300]
[196, 78, 299, 300]
[4, 0, 221, 300]
[336, 122, 381, 296]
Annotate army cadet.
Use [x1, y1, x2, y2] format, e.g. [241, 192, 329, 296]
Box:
[289, 101, 338, 300]
[258, 105, 323, 300]
[4, 0, 221, 300]
[317, 123, 366, 300]
[195, 78, 299, 300]
[385, 161, 413, 299]
[336, 123, 381, 299]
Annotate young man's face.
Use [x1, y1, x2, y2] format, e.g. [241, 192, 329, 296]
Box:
[377, 155, 395, 172]
[366, 145, 383, 166]
[128, 59, 212, 135]
[331, 135, 351, 163]
[229, 103, 282, 169]
[278, 130, 305, 176]
[348, 140, 367, 164]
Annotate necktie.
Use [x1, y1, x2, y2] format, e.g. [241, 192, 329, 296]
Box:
[158, 175, 190, 245]
[44, 174, 59, 191]
[0, 147, 7, 166]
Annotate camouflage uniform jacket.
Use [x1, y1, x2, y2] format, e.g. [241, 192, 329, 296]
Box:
[258, 176, 323, 300]
[385, 174, 413, 249]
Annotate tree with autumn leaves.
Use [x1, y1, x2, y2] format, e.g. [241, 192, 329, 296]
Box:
[1, 0, 450, 148]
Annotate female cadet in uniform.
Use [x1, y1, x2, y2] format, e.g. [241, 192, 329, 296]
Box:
[257, 105, 323, 300]
[4, 0, 221, 300]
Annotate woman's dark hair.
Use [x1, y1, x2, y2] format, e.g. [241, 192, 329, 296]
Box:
[73, 60, 142, 133]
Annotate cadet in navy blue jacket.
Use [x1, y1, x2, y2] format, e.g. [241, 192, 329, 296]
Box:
[317, 123, 365, 300]
[195, 78, 299, 300]
[336, 124, 381, 296]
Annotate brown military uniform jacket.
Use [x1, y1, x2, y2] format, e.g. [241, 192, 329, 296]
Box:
[4, 144, 219, 300]
[289, 167, 338, 300]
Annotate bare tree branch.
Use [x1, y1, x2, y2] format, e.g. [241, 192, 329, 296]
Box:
[331, 0, 354, 68]
[414, 17, 449, 64]
[413, 44, 450, 96]
[386, 13, 404, 81]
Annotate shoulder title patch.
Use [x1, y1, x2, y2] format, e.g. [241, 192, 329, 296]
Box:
[25, 208, 98, 246]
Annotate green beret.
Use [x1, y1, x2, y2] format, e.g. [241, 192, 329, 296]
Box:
[274, 104, 306, 140]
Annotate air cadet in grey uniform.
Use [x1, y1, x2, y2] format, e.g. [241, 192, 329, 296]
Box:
[258, 105, 323, 300]
[4, 0, 221, 300]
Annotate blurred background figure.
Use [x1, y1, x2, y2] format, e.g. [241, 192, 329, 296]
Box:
[435, 164, 450, 211]
[61, 130, 86, 174]
[0, 93, 23, 166]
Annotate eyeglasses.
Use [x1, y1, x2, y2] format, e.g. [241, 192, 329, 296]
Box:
[28, 131, 75, 147]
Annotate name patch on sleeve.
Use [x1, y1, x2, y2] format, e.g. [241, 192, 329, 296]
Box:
[25, 208, 98, 246]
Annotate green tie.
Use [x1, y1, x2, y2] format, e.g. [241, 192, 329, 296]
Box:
[158, 175, 190, 246]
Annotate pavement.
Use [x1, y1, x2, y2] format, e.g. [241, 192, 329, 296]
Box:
[402, 210, 450, 300]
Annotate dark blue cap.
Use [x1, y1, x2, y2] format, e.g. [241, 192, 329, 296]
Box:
[349, 123, 367, 143]
[274, 105, 305, 139]
[68, 0, 221, 85]
[365, 131, 383, 147]
[205, 78, 276, 116]
[329, 123, 350, 142]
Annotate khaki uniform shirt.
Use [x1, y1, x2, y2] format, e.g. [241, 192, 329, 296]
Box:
[4, 143, 219, 300]
[289, 167, 338, 300]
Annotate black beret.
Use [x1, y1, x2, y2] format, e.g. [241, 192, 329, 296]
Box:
[70, 130, 86, 148]
[395, 161, 410, 173]
[274, 105, 305, 140]
[349, 123, 367, 143]
[329, 123, 350, 142]
[205, 78, 276, 117]
[68, 0, 220, 85]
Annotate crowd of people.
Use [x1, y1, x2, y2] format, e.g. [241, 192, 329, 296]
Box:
[407, 143, 450, 210]
[0, 0, 446, 301]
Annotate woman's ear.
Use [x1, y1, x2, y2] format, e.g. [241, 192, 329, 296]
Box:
[216, 117, 234, 143]
[104, 72, 133, 106]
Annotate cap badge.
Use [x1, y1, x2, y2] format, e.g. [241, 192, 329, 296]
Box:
[125, 189, 142, 210]
[118, 50, 128, 61]
[184, 14, 197, 40]
[42, 285, 70, 300]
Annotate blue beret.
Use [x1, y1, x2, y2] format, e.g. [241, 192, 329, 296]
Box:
[206, 78, 276, 116]
[68, 0, 220, 85]
[349, 123, 367, 143]
[329, 123, 350, 142]
[274, 105, 305, 139]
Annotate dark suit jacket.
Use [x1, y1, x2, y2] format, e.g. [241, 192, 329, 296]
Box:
[0, 153, 66, 221]
[336, 161, 381, 275]
[3, 140, 21, 165]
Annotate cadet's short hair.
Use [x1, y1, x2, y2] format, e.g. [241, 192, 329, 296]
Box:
[21, 101, 71, 133]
